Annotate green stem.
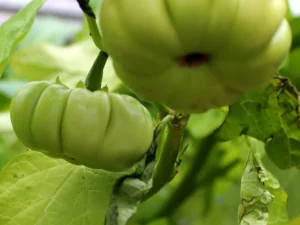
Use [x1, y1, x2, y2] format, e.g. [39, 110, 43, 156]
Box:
[86, 15, 103, 50]
[152, 131, 218, 218]
[197, 158, 240, 186]
[85, 51, 108, 91]
[153, 103, 170, 119]
[138, 153, 239, 224]
[76, 0, 103, 49]
[145, 113, 190, 199]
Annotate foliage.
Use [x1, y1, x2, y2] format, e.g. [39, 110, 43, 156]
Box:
[0, 1, 300, 225]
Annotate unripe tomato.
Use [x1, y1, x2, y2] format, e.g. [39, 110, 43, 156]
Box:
[100, 0, 292, 113]
[10, 81, 154, 172]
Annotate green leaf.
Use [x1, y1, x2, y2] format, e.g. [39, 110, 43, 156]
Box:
[10, 40, 125, 92]
[217, 76, 300, 169]
[146, 218, 170, 225]
[18, 17, 80, 48]
[290, 217, 300, 225]
[256, 156, 289, 225]
[0, 0, 47, 76]
[187, 108, 228, 139]
[267, 189, 289, 225]
[105, 161, 155, 225]
[0, 95, 10, 111]
[238, 152, 273, 225]
[289, 17, 300, 50]
[0, 111, 27, 166]
[0, 138, 10, 171]
[0, 112, 13, 133]
[262, 155, 300, 219]
[280, 48, 300, 90]
[238, 144, 289, 225]
[0, 151, 127, 225]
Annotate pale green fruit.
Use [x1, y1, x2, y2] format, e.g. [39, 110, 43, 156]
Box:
[100, 0, 292, 113]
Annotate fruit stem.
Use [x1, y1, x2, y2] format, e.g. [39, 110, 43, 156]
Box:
[145, 113, 190, 200]
[153, 103, 170, 119]
[76, 0, 103, 50]
[85, 51, 108, 91]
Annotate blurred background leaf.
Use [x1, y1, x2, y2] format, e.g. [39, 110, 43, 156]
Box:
[0, 0, 47, 75]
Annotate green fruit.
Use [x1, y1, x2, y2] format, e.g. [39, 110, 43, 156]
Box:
[100, 0, 292, 113]
[10, 81, 154, 172]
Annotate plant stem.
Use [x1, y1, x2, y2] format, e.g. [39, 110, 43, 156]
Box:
[139, 156, 239, 224]
[76, 0, 103, 49]
[197, 158, 240, 186]
[85, 51, 108, 91]
[145, 113, 190, 199]
[153, 103, 171, 119]
[153, 131, 218, 218]
[86, 15, 103, 50]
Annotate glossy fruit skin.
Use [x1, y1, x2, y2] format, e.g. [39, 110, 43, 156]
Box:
[10, 81, 154, 172]
[100, 0, 292, 113]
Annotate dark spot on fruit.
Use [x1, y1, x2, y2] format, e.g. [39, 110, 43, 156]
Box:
[13, 174, 18, 178]
[177, 53, 210, 67]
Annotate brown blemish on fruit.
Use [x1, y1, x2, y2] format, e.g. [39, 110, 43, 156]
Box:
[177, 53, 210, 67]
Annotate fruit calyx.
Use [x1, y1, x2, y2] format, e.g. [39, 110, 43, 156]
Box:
[177, 53, 211, 68]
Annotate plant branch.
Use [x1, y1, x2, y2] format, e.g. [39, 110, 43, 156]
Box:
[153, 103, 171, 119]
[197, 158, 241, 186]
[139, 156, 240, 224]
[145, 113, 190, 199]
[85, 51, 108, 91]
[151, 131, 218, 219]
[76, 0, 103, 49]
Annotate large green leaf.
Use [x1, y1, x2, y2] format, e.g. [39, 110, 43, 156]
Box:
[18, 17, 80, 48]
[0, 0, 47, 76]
[0, 151, 127, 225]
[10, 40, 125, 92]
[0, 138, 10, 171]
[0, 112, 27, 168]
[217, 76, 300, 169]
[262, 155, 300, 219]
[238, 147, 288, 225]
